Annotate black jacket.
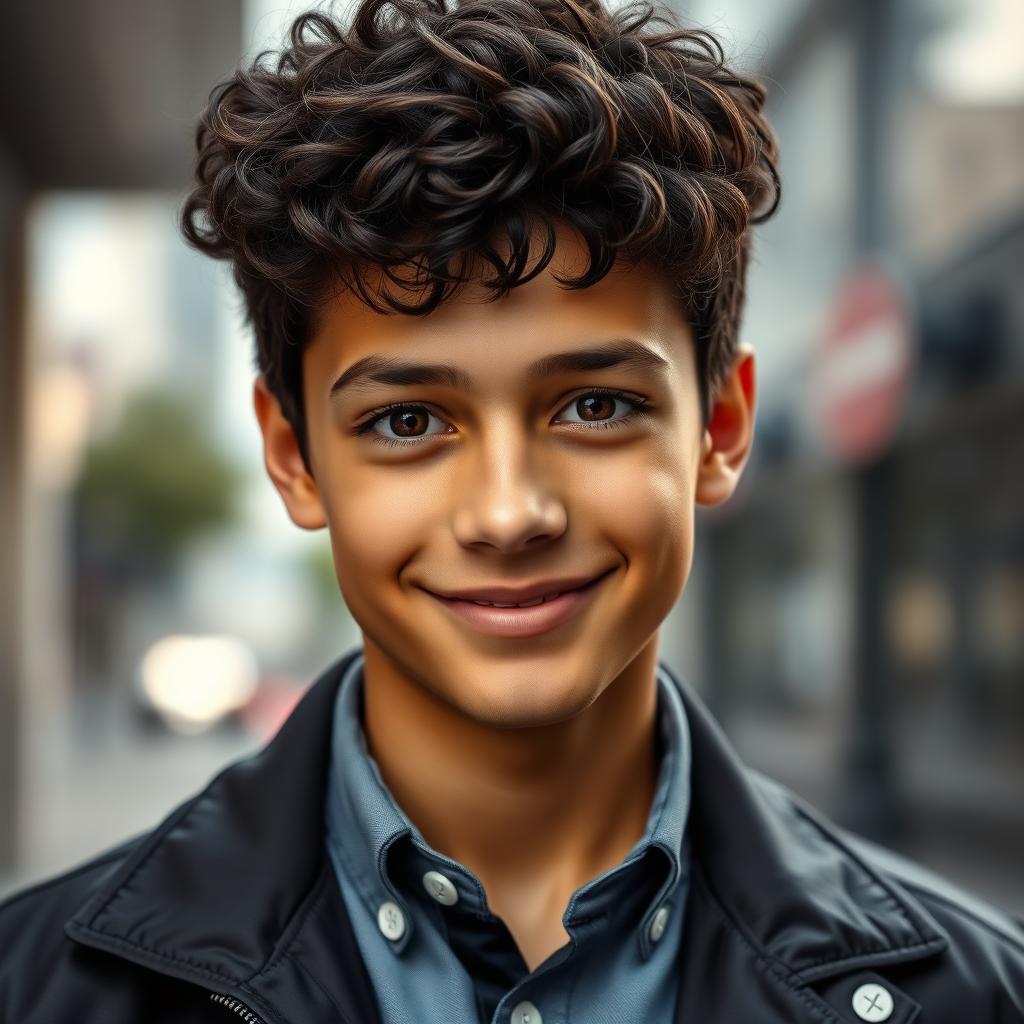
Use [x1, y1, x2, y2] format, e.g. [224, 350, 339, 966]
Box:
[2, 646, 1023, 1023]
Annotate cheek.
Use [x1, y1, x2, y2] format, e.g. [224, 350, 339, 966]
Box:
[322, 468, 444, 599]
[584, 444, 695, 586]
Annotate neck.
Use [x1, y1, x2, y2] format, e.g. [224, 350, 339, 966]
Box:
[360, 638, 661, 905]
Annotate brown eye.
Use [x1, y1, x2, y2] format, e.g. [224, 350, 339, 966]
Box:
[575, 395, 616, 421]
[555, 390, 647, 429]
[356, 403, 450, 447]
[389, 407, 431, 438]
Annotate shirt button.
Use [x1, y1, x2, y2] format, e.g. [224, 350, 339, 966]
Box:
[422, 869, 459, 906]
[377, 900, 406, 941]
[851, 982, 894, 1022]
[511, 1000, 542, 1024]
[649, 903, 671, 943]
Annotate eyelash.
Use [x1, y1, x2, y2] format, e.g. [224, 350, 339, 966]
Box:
[354, 388, 652, 449]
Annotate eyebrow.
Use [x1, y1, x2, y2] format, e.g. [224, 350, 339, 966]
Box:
[328, 338, 671, 400]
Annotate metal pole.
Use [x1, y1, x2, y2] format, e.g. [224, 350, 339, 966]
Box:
[843, 0, 904, 840]
[0, 175, 26, 876]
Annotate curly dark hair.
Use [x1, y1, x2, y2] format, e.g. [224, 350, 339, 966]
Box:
[181, 0, 780, 473]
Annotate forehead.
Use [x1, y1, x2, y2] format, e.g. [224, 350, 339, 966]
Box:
[304, 222, 693, 400]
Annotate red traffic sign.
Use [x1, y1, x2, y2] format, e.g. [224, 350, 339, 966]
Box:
[812, 264, 915, 464]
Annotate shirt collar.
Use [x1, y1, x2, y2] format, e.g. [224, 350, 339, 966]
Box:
[323, 647, 692, 958]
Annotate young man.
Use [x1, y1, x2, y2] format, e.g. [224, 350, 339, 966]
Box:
[2, 0, 1022, 1020]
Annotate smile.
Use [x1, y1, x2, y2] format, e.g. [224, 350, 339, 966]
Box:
[466, 590, 567, 608]
[422, 569, 615, 639]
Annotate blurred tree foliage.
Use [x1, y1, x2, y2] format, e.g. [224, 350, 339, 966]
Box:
[76, 387, 245, 573]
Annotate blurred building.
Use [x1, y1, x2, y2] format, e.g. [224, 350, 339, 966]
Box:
[662, 0, 1024, 911]
[0, 0, 246, 876]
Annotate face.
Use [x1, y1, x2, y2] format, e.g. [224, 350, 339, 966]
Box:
[255, 220, 755, 728]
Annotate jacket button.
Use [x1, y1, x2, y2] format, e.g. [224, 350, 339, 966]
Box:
[851, 982, 894, 1022]
[422, 870, 459, 906]
[511, 1000, 542, 1024]
[649, 904, 671, 943]
[377, 900, 406, 941]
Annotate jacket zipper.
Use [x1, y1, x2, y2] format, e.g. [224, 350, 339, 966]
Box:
[208, 990, 269, 1024]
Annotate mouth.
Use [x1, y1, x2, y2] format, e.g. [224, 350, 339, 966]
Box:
[421, 567, 616, 639]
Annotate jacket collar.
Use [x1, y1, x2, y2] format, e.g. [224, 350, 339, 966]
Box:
[65, 646, 947, 1022]
[669, 660, 947, 981]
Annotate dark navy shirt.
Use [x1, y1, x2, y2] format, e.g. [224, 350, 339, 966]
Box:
[324, 647, 692, 1023]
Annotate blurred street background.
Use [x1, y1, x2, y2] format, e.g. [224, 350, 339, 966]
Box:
[0, 0, 1021, 912]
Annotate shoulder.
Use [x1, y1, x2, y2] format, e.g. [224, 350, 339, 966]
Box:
[0, 833, 146, 983]
[835, 830, 1024, 1016]
[838, 824, 1024, 965]
[0, 832, 145, 925]
[0, 831, 226, 1023]
[750, 770, 1024, 1010]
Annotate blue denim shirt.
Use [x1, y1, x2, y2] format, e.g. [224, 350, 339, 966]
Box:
[324, 647, 692, 1024]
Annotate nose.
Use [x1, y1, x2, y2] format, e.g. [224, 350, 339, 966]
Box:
[450, 423, 568, 554]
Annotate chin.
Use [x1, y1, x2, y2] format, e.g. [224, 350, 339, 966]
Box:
[449, 673, 599, 729]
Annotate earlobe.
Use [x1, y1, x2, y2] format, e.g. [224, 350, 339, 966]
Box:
[694, 344, 757, 508]
[252, 376, 328, 530]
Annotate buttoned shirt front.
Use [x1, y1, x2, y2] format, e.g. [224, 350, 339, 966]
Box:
[324, 648, 693, 1024]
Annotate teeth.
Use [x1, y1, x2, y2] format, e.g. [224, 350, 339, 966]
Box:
[470, 592, 562, 608]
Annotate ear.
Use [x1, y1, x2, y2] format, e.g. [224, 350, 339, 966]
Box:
[252, 376, 327, 530]
[694, 343, 757, 507]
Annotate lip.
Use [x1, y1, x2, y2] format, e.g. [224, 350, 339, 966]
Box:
[428, 571, 607, 605]
[422, 568, 615, 639]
